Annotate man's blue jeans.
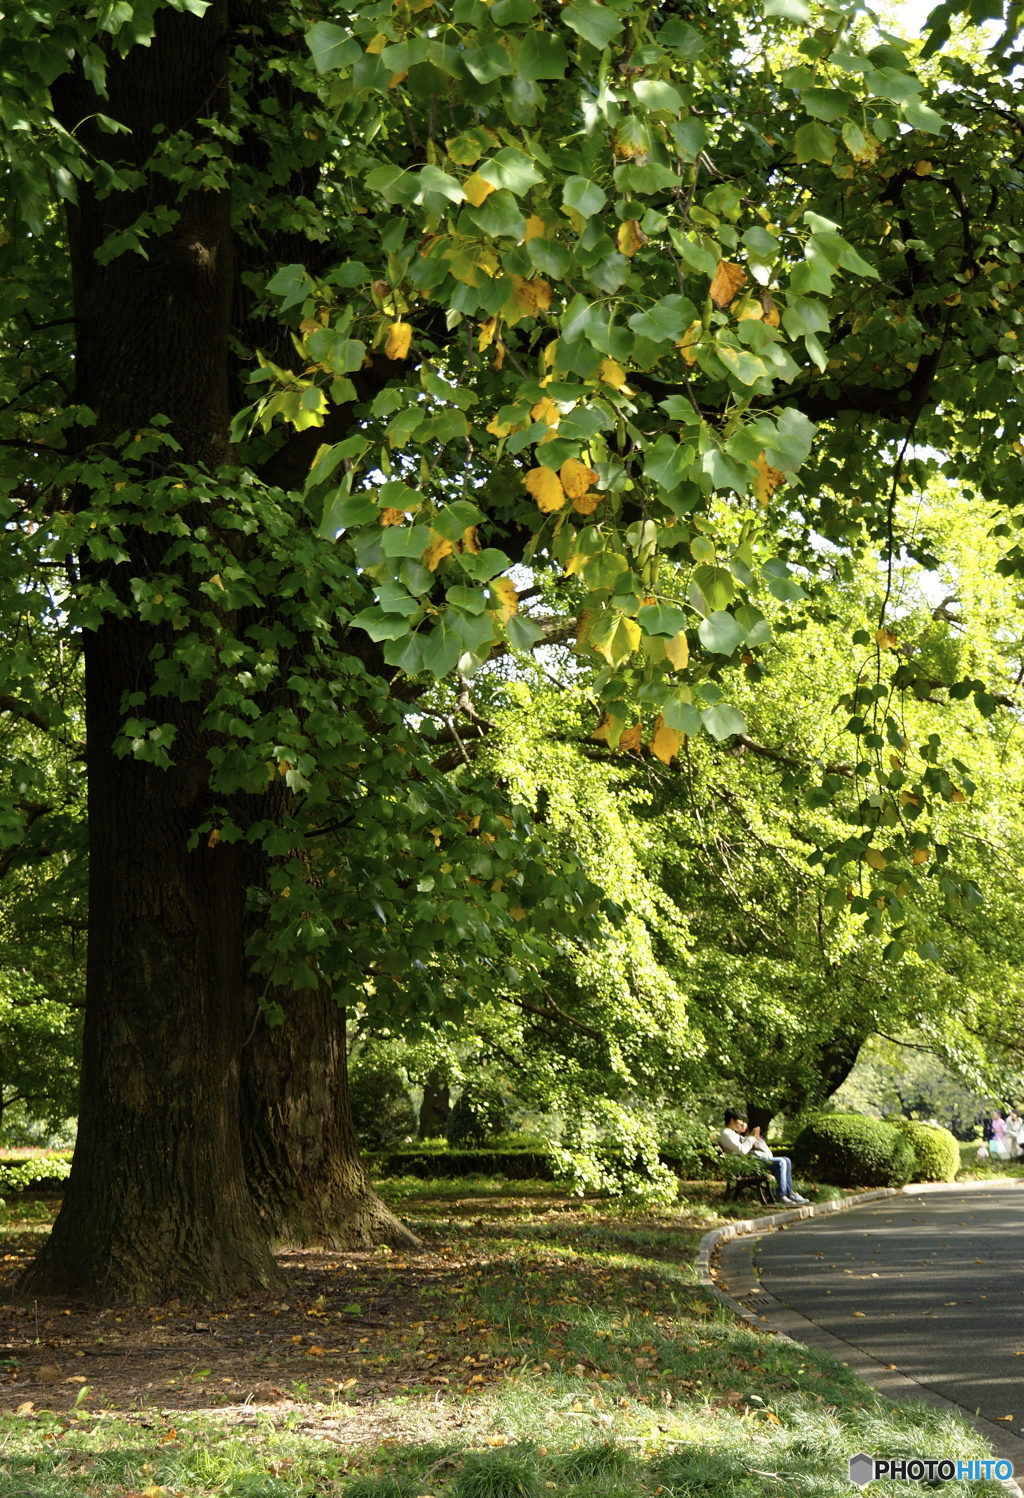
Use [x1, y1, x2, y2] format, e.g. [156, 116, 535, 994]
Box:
[764, 1155, 793, 1199]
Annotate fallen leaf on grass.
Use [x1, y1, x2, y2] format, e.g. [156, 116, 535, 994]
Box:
[851, 1311, 865, 1318]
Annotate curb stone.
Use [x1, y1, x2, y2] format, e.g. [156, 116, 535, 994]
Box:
[695, 1184, 1024, 1495]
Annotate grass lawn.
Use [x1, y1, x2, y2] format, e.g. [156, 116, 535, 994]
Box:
[0, 1177, 1008, 1496]
[955, 1141, 1024, 1180]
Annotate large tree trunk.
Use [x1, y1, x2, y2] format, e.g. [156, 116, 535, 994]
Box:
[20, 1, 281, 1301]
[241, 991, 419, 1249]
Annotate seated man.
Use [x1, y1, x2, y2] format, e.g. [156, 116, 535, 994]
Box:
[718, 1109, 808, 1205]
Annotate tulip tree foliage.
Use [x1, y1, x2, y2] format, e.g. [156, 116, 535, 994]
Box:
[0, 0, 1022, 1294]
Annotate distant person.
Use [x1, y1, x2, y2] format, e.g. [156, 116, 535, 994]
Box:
[976, 1141, 990, 1162]
[718, 1109, 809, 1206]
[1005, 1110, 1023, 1160]
[991, 1110, 1009, 1160]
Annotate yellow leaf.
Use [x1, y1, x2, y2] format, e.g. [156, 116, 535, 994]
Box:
[593, 615, 641, 667]
[617, 219, 648, 257]
[650, 716, 683, 764]
[530, 396, 561, 427]
[951, 787, 966, 803]
[379, 507, 407, 526]
[509, 906, 526, 921]
[477, 316, 499, 351]
[464, 172, 496, 207]
[559, 457, 599, 499]
[664, 629, 689, 670]
[385, 321, 413, 359]
[754, 452, 785, 506]
[619, 721, 643, 753]
[491, 577, 518, 624]
[486, 413, 511, 437]
[736, 295, 764, 322]
[524, 466, 565, 512]
[875, 626, 898, 649]
[422, 531, 455, 570]
[492, 339, 506, 370]
[599, 357, 627, 389]
[914, 159, 932, 175]
[571, 491, 601, 516]
[709, 260, 747, 308]
[524, 214, 547, 241]
[912, 847, 930, 865]
[761, 291, 781, 327]
[388, 69, 408, 88]
[207, 828, 222, 849]
[509, 274, 552, 320]
[590, 713, 616, 745]
[366, 32, 388, 53]
[461, 525, 481, 554]
[678, 320, 702, 365]
[864, 848, 887, 870]
[564, 550, 587, 576]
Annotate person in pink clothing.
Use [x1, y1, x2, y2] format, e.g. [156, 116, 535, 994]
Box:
[990, 1110, 1008, 1159]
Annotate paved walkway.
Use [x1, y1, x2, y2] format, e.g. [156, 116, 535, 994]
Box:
[751, 1184, 1024, 1443]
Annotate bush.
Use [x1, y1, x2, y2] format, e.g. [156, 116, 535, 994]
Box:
[890, 1119, 960, 1182]
[349, 1061, 416, 1150]
[446, 1081, 510, 1146]
[791, 1113, 915, 1188]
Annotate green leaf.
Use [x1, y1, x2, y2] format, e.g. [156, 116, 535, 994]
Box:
[716, 343, 770, 386]
[701, 702, 747, 740]
[902, 99, 946, 135]
[381, 524, 432, 559]
[637, 602, 689, 637]
[320, 490, 377, 537]
[434, 500, 484, 540]
[692, 565, 735, 611]
[662, 694, 703, 733]
[794, 122, 836, 164]
[462, 44, 514, 82]
[306, 22, 360, 73]
[633, 80, 685, 111]
[563, 0, 624, 48]
[627, 294, 697, 343]
[563, 176, 607, 218]
[670, 119, 709, 162]
[506, 614, 544, 649]
[800, 88, 853, 122]
[698, 610, 746, 655]
[478, 148, 545, 194]
[519, 29, 568, 79]
[350, 608, 417, 642]
[644, 433, 693, 489]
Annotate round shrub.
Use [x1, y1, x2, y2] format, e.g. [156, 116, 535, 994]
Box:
[791, 1113, 915, 1188]
[890, 1118, 960, 1182]
[348, 1061, 416, 1150]
[446, 1080, 510, 1146]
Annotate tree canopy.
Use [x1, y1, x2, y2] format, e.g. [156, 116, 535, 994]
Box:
[2, 0, 1024, 1297]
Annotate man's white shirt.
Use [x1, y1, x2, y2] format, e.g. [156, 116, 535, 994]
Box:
[718, 1127, 773, 1160]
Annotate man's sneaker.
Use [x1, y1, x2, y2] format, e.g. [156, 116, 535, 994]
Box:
[788, 1193, 810, 1205]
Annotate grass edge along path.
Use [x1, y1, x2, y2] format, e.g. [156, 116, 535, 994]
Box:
[0, 1177, 1012, 1498]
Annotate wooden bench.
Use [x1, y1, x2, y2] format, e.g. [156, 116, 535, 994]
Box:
[716, 1144, 776, 1207]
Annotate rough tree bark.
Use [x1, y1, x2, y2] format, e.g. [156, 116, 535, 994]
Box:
[20, 1, 284, 1301]
[21, 2, 417, 1296]
[241, 992, 419, 1249]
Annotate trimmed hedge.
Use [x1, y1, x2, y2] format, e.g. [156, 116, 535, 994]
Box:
[891, 1119, 960, 1182]
[792, 1113, 915, 1188]
[373, 1148, 556, 1180]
